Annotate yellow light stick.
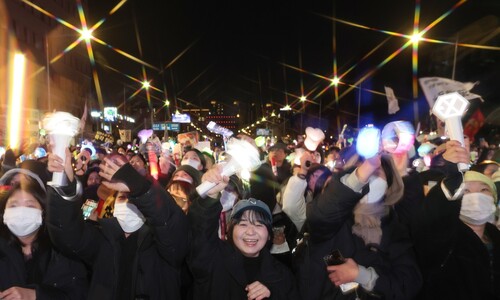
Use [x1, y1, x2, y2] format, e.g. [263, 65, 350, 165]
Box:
[8, 53, 26, 150]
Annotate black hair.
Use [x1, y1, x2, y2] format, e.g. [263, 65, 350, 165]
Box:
[0, 180, 49, 253]
[307, 164, 332, 199]
[226, 208, 273, 245]
[167, 180, 197, 207]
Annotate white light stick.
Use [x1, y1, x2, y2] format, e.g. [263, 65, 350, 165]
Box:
[381, 121, 415, 154]
[339, 124, 347, 148]
[43, 112, 80, 186]
[196, 138, 261, 197]
[432, 92, 470, 172]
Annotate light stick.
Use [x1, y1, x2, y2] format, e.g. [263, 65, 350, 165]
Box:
[8, 53, 26, 150]
[381, 121, 415, 154]
[196, 138, 261, 197]
[432, 92, 470, 172]
[356, 125, 380, 159]
[43, 112, 80, 186]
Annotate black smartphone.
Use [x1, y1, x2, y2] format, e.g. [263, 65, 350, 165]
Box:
[323, 249, 346, 266]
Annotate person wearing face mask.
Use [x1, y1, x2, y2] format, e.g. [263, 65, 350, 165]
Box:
[0, 179, 88, 300]
[187, 165, 301, 300]
[412, 140, 500, 300]
[181, 148, 206, 172]
[46, 148, 189, 300]
[298, 153, 422, 300]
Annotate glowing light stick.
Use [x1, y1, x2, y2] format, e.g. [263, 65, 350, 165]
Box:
[43, 112, 80, 186]
[339, 124, 347, 148]
[381, 121, 415, 154]
[196, 138, 261, 197]
[432, 92, 470, 172]
[356, 125, 381, 159]
[270, 157, 278, 176]
[8, 53, 26, 150]
[146, 143, 159, 180]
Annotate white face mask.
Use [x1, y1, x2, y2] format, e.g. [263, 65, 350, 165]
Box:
[181, 159, 201, 170]
[3, 207, 43, 237]
[360, 176, 388, 204]
[113, 202, 145, 233]
[220, 190, 237, 212]
[460, 193, 496, 225]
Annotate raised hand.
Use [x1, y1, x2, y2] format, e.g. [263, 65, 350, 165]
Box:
[47, 148, 74, 183]
[202, 164, 229, 199]
[99, 157, 130, 192]
[442, 140, 469, 165]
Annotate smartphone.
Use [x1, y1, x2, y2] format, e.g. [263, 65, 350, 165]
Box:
[81, 199, 98, 220]
[323, 249, 346, 266]
[323, 250, 359, 294]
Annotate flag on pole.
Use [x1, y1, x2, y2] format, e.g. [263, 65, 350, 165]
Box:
[79, 101, 88, 133]
[418, 77, 483, 108]
[384, 86, 400, 114]
[463, 108, 485, 142]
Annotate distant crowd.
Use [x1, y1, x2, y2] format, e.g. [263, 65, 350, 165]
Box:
[0, 125, 499, 300]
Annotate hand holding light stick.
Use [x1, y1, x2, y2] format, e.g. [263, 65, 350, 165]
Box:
[196, 138, 261, 197]
[432, 92, 470, 172]
[43, 112, 80, 186]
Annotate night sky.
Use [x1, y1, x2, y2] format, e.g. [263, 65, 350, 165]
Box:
[86, 0, 499, 133]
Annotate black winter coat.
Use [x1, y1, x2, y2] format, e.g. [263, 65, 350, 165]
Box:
[187, 196, 301, 300]
[299, 171, 422, 300]
[47, 173, 189, 300]
[412, 168, 500, 300]
[0, 235, 88, 300]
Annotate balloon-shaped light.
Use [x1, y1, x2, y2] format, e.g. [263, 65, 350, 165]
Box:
[356, 125, 380, 159]
[381, 121, 415, 154]
[137, 129, 153, 144]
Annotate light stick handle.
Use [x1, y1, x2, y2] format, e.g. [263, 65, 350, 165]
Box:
[445, 116, 469, 172]
[49, 134, 73, 186]
[196, 161, 238, 197]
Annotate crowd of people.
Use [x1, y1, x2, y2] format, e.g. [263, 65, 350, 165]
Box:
[0, 123, 499, 300]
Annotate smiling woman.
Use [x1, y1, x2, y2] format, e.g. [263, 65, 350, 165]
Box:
[188, 167, 301, 300]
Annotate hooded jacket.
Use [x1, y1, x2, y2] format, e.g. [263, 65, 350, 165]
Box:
[299, 156, 422, 300]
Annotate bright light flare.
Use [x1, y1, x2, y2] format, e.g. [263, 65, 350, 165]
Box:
[330, 77, 340, 86]
[8, 53, 26, 150]
[300, 95, 307, 102]
[80, 27, 93, 41]
[410, 32, 423, 44]
[165, 99, 170, 106]
[142, 80, 150, 89]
